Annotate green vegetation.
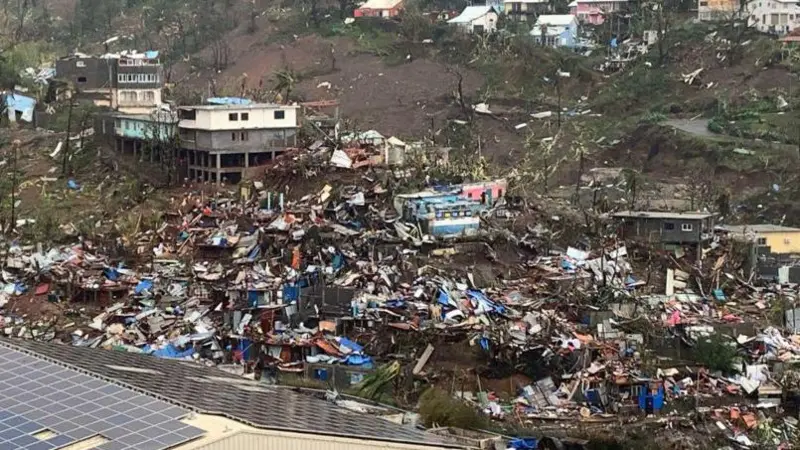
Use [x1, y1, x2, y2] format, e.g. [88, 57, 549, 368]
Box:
[692, 333, 740, 374]
[417, 387, 489, 429]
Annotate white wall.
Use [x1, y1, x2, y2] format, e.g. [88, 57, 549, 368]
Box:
[468, 11, 499, 32]
[180, 106, 299, 131]
[747, 0, 800, 33]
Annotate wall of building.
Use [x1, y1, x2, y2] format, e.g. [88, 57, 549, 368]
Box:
[55, 57, 112, 91]
[698, 0, 738, 19]
[188, 430, 454, 450]
[747, 1, 800, 34]
[618, 218, 705, 243]
[180, 106, 299, 131]
[112, 88, 162, 111]
[115, 118, 176, 141]
[468, 12, 499, 32]
[762, 231, 800, 254]
[183, 129, 296, 153]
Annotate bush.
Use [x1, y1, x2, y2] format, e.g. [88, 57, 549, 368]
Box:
[418, 387, 489, 430]
[692, 333, 739, 374]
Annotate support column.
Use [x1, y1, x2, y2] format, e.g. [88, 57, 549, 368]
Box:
[244, 151, 249, 168]
[216, 154, 221, 186]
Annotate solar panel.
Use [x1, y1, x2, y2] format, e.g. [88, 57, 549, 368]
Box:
[0, 346, 205, 450]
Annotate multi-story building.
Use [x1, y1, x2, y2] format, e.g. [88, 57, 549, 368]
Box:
[746, 0, 800, 34]
[55, 50, 163, 114]
[178, 101, 300, 185]
[697, 0, 740, 20]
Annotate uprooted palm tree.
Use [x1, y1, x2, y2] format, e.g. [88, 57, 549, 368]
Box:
[272, 68, 298, 104]
[356, 361, 401, 400]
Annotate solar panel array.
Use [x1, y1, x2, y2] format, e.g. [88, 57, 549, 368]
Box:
[0, 346, 205, 450]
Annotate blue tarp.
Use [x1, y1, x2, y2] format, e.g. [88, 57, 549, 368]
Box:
[343, 354, 373, 367]
[67, 179, 80, 190]
[466, 289, 506, 314]
[282, 285, 300, 302]
[135, 280, 153, 295]
[103, 268, 119, 281]
[144, 343, 195, 359]
[206, 97, 252, 105]
[6, 92, 35, 122]
[332, 253, 345, 270]
[338, 337, 364, 353]
[144, 50, 160, 59]
[508, 438, 538, 449]
[437, 289, 450, 306]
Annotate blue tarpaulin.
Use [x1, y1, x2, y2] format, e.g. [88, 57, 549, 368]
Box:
[103, 268, 119, 281]
[343, 354, 373, 367]
[437, 289, 451, 306]
[508, 438, 538, 449]
[67, 179, 80, 190]
[144, 50, 160, 59]
[338, 337, 364, 353]
[332, 253, 345, 270]
[135, 280, 153, 295]
[467, 290, 505, 314]
[6, 92, 35, 122]
[282, 285, 300, 302]
[206, 97, 252, 105]
[144, 343, 195, 359]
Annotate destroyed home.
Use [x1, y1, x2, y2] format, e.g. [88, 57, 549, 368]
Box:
[448, 6, 501, 33]
[178, 99, 299, 184]
[54, 51, 164, 113]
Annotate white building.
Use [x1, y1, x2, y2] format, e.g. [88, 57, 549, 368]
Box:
[178, 102, 300, 184]
[747, 0, 800, 34]
[530, 14, 580, 47]
[447, 5, 500, 33]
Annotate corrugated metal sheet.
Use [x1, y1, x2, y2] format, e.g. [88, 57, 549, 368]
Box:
[190, 431, 456, 450]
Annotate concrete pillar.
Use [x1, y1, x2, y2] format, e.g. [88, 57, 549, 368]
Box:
[244, 151, 249, 168]
[215, 154, 221, 186]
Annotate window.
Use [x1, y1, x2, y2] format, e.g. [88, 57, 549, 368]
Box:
[785, 238, 792, 245]
[141, 91, 155, 103]
[76, 61, 85, 68]
[229, 113, 239, 121]
[274, 110, 285, 120]
[681, 223, 693, 232]
[241, 112, 249, 121]
[77, 76, 87, 83]
[699, 1, 708, 5]
[232, 132, 238, 141]
[663, 222, 675, 231]
[757, 237, 768, 245]
[241, 132, 249, 141]
[179, 109, 196, 120]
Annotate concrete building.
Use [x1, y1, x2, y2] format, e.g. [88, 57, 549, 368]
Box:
[612, 211, 716, 245]
[0, 338, 462, 450]
[447, 5, 500, 33]
[55, 50, 164, 114]
[504, 0, 550, 22]
[697, 0, 740, 20]
[746, 0, 800, 34]
[718, 224, 800, 254]
[178, 102, 300, 185]
[95, 108, 178, 164]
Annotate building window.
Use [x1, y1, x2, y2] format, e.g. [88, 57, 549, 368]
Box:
[241, 132, 249, 141]
[274, 110, 285, 120]
[141, 91, 155, 103]
[241, 113, 249, 121]
[231, 132, 237, 141]
[179, 109, 196, 120]
[756, 237, 767, 245]
[784, 238, 791, 245]
[76, 61, 86, 68]
[663, 222, 675, 231]
[77, 76, 87, 83]
[681, 223, 693, 232]
[229, 113, 239, 121]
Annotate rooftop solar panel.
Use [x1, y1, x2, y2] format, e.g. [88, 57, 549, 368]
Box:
[0, 345, 205, 450]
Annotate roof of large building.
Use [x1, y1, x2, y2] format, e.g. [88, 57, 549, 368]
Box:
[612, 211, 714, 220]
[0, 340, 205, 450]
[357, 0, 404, 9]
[448, 6, 499, 23]
[718, 224, 800, 234]
[179, 103, 299, 111]
[0, 339, 458, 448]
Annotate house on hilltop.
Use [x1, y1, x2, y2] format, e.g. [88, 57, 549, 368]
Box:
[448, 5, 501, 33]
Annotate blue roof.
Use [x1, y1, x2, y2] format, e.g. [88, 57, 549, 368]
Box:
[206, 97, 252, 105]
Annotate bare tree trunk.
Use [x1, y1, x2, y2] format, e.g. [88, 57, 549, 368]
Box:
[62, 94, 74, 176]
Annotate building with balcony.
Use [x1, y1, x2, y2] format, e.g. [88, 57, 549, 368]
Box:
[178, 99, 300, 185]
[95, 108, 178, 164]
[568, 0, 628, 24]
[54, 50, 163, 114]
[504, 0, 550, 22]
[746, 0, 800, 34]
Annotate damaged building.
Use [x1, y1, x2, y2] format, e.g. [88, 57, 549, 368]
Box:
[178, 100, 300, 185]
